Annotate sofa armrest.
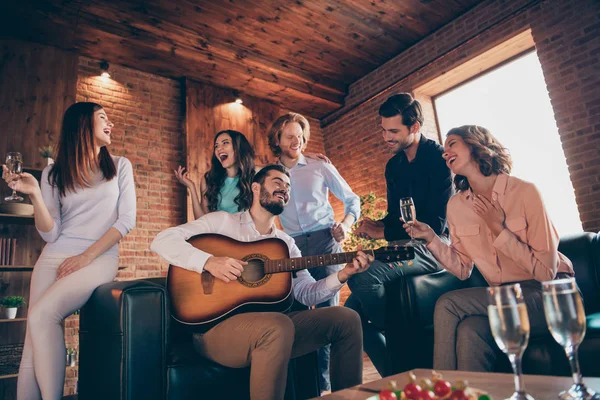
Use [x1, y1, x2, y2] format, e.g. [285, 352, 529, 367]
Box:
[79, 279, 168, 400]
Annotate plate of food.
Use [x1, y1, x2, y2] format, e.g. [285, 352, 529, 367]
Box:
[364, 371, 492, 400]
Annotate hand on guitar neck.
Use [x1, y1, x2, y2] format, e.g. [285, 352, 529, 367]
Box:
[204, 256, 248, 283]
[337, 248, 374, 283]
[203, 251, 372, 284]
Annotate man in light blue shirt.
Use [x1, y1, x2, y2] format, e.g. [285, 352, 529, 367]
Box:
[268, 112, 360, 391]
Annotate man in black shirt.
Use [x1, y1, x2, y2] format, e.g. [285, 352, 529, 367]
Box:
[346, 93, 453, 375]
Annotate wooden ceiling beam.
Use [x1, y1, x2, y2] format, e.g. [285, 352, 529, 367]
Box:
[81, 2, 347, 96]
[29, 4, 345, 106]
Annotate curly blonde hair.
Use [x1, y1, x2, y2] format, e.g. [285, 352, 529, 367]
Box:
[447, 125, 512, 192]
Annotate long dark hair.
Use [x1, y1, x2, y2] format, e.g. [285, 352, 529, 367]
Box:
[204, 130, 255, 212]
[49, 102, 116, 197]
[447, 125, 512, 192]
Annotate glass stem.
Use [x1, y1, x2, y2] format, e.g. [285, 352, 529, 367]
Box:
[566, 345, 583, 385]
[509, 353, 526, 394]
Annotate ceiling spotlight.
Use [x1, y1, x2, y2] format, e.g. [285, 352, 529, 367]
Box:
[233, 90, 243, 104]
[99, 61, 110, 78]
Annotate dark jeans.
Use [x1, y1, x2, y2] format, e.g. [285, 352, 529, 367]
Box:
[292, 228, 343, 391]
[345, 242, 443, 375]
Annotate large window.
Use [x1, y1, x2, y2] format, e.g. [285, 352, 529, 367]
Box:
[435, 51, 582, 235]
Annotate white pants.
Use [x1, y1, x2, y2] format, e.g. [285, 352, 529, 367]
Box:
[17, 250, 118, 400]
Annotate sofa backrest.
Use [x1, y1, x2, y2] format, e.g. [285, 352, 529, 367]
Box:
[558, 232, 600, 315]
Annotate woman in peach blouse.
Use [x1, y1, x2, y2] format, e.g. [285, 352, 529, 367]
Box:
[407, 125, 574, 371]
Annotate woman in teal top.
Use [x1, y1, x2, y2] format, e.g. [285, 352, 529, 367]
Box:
[175, 130, 255, 218]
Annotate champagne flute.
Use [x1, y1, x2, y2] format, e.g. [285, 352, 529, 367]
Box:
[4, 152, 24, 202]
[399, 197, 418, 246]
[488, 284, 534, 400]
[542, 278, 599, 400]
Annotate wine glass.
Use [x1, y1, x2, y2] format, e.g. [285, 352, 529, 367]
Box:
[542, 278, 599, 400]
[4, 152, 24, 202]
[399, 197, 418, 246]
[488, 284, 534, 400]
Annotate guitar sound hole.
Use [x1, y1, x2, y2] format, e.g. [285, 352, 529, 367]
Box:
[241, 259, 265, 283]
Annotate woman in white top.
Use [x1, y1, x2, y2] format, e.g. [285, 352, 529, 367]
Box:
[2, 102, 136, 400]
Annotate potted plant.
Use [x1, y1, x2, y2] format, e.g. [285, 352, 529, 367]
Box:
[66, 347, 77, 367]
[39, 145, 54, 166]
[0, 295, 26, 319]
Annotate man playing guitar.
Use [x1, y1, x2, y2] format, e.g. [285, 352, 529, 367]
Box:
[151, 164, 374, 400]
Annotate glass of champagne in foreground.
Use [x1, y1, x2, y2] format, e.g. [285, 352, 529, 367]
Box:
[399, 197, 418, 246]
[542, 278, 599, 400]
[488, 284, 534, 400]
[4, 152, 24, 202]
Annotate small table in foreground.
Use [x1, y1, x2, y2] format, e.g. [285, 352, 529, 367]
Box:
[316, 369, 600, 399]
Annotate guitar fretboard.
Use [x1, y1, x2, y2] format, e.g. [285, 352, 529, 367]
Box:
[264, 250, 375, 274]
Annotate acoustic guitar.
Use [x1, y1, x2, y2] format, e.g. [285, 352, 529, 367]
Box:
[167, 233, 414, 331]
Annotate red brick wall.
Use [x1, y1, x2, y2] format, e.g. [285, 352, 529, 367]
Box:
[77, 57, 186, 279]
[322, 0, 600, 232]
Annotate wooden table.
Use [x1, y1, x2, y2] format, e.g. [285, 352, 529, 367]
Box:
[316, 369, 600, 399]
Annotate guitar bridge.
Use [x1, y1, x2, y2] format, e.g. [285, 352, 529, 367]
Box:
[201, 271, 214, 294]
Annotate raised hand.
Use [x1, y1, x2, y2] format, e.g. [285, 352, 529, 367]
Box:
[2, 165, 40, 195]
[174, 166, 196, 188]
[203, 256, 248, 283]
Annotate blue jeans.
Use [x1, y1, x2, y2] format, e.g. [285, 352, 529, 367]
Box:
[292, 228, 343, 391]
[345, 242, 442, 375]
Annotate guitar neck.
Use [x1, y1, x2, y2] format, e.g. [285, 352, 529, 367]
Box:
[264, 250, 372, 274]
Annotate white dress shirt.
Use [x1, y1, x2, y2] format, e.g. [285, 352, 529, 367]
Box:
[278, 155, 360, 236]
[151, 210, 344, 307]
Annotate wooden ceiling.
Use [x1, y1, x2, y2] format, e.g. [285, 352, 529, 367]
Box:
[2, 0, 483, 118]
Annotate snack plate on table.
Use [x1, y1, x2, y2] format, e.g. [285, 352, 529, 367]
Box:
[363, 371, 493, 400]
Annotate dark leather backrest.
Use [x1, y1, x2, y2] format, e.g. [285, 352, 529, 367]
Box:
[558, 232, 600, 315]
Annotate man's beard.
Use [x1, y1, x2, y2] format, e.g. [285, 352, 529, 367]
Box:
[259, 186, 285, 215]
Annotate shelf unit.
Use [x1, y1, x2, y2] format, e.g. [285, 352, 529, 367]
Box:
[0, 214, 34, 225]
[0, 266, 34, 272]
[1, 167, 43, 392]
[0, 318, 26, 323]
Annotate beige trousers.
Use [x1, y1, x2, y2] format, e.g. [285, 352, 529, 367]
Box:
[193, 306, 363, 400]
